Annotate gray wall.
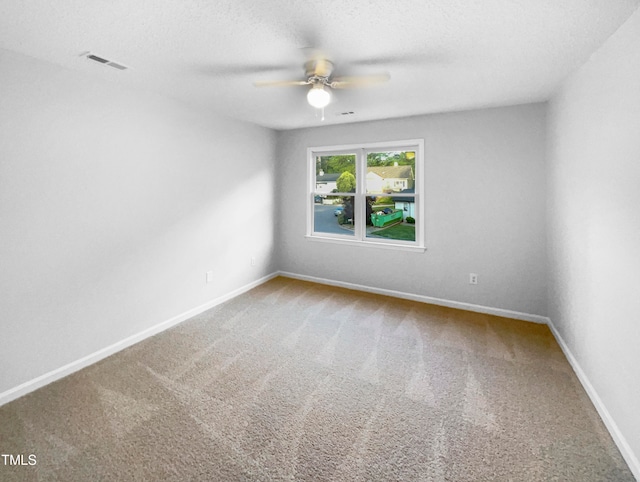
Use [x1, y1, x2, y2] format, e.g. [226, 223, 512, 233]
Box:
[547, 7, 640, 469]
[276, 104, 547, 317]
[0, 49, 277, 394]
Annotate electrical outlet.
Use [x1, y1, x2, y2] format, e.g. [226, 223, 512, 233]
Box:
[469, 273, 478, 285]
[206, 271, 214, 283]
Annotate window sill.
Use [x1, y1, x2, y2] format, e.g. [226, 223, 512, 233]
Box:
[305, 235, 427, 253]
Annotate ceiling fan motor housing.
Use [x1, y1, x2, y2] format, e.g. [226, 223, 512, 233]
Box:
[304, 59, 334, 79]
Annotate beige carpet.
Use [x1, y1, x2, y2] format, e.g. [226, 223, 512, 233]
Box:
[0, 277, 634, 481]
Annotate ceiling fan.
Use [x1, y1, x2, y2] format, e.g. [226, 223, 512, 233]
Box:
[253, 55, 390, 111]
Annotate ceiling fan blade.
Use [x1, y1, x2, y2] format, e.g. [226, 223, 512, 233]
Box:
[349, 52, 449, 68]
[329, 73, 390, 89]
[196, 64, 293, 76]
[253, 79, 310, 87]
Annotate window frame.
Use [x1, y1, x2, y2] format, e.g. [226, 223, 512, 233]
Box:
[306, 139, 425, 252]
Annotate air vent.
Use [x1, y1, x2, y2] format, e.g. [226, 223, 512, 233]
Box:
[339, 111, 355, 116]
[87, 54, 108, 63]
[107, 62, 127, 70]
[84, 52, 128, 71]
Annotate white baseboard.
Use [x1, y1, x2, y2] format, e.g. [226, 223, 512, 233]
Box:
[280, 270, 639, 479]
[546, 319, 640, 481]
[0, 272, 278, 407]
[4, 271, 637, 480]
[278, 271, 549, 324]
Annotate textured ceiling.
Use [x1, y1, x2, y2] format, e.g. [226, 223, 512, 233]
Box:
[1, 0, 638, 130]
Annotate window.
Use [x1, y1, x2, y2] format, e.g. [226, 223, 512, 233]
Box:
[307, 139, 424, 251]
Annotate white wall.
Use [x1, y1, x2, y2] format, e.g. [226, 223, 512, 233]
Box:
[276, 104, 547, 317]
[547, 7, 640, 476]
[0, 49, 277, 395]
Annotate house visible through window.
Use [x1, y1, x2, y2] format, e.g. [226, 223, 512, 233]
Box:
[307, 140, 424, 251]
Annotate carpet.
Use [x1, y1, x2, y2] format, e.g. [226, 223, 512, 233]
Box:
[0, 277, 634, 480]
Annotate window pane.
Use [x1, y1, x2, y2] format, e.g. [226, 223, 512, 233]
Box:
[316, 154, 356, 194]
[366, 151, 415, 195]
[313, 195, 355, 236]
[366, 195, 416, 242]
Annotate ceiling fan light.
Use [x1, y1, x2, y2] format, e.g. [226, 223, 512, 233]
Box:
[307, 84, 331, 108]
